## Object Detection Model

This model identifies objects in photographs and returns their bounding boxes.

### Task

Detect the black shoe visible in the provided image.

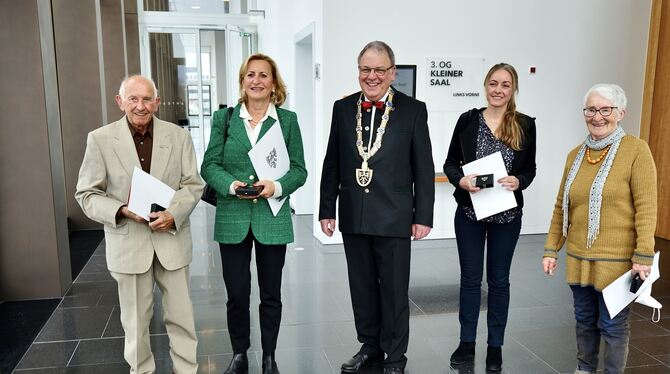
[224,353,248,374]
[450,341,476,365]
[262,354,280,374]
[383,368,404,374]
[485,346,502,372]
[341,352,384,373]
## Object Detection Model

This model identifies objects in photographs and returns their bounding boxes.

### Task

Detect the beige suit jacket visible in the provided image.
[75,116,204,274]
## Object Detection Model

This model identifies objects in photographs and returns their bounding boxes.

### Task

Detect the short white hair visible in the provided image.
[118,75,158,99]
[583,83,627,111]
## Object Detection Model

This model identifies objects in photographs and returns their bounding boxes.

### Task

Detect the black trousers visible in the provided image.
[219,230,287,354]
[342,233,411,369]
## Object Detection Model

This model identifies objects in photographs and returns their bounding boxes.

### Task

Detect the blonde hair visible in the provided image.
[484,63,524,151]
[237,53,287,106]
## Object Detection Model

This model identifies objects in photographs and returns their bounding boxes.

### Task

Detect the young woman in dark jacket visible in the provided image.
[443,63,536,372]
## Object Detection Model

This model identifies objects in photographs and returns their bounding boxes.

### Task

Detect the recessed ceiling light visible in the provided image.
[191,5,201,9]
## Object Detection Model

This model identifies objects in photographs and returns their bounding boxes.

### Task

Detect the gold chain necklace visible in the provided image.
[355,88,395,187]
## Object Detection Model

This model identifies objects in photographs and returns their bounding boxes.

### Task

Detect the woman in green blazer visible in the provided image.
[201,54,307,374]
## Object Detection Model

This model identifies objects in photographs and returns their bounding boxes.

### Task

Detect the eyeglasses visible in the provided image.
[583,107,617,117]
[358,65,395,77]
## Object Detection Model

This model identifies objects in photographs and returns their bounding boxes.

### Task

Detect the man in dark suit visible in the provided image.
[319,41,435,374]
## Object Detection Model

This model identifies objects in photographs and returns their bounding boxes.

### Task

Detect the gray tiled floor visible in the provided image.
[13,205,670,373]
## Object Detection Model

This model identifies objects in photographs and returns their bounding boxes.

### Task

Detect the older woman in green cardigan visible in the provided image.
[201,53,307,374]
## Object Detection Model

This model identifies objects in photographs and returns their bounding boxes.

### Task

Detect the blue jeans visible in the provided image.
[571,285,630,374]
[454,206,521,347]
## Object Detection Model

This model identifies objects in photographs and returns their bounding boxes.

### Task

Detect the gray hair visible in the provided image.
[583,83,627,111]
[357,41,396,67]
[118,75,159,99]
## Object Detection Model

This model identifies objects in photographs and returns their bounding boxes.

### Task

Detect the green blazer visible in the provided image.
[201,104,307,245]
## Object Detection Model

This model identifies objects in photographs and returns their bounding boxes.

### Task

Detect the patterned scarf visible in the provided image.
[562,125,625,248]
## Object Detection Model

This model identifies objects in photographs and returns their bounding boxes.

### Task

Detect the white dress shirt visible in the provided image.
[228,102,283,198]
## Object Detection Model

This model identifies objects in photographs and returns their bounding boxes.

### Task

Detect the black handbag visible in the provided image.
[201,107,235,206]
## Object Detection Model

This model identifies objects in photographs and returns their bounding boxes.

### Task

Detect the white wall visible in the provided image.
[256,0,324,218]
[260,0,652,244]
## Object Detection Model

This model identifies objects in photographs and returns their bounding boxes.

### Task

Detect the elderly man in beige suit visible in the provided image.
[76,75,204,374]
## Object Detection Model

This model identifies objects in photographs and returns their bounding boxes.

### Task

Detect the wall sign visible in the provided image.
[426,57,486,111]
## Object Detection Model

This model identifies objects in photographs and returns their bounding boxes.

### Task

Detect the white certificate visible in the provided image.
[461,151,517,220]
[248,123,289,216]
[128,167,176,221]
[603,251,661,319]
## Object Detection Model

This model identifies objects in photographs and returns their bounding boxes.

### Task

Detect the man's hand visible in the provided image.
[412,224,431,240]
[119,205,146,223]
[149,210,175,232]
[320,219,336,237]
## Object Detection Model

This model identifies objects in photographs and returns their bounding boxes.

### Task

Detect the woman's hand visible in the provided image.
[632,262,652,281]
[254,180,275,199]
[233,180,255,200]
[497,175,520,191]
[459,174,481,192]
[543,257,557,276]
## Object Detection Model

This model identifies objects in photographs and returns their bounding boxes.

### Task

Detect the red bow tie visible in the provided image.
[362,100,384,110]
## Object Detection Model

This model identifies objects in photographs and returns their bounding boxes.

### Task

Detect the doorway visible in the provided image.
[293,24,316,215]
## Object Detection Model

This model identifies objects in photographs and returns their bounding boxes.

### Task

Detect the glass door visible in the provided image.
[199,28,256,150]
[141,26,256,164]
[143,29,206,163]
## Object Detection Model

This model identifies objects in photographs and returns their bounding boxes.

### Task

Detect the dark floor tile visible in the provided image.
[209,353,262,374]
[275,323,341,349]
[65,362,129,373]
[630,320,670,339]
[624,365,670,373]
[68,338,125,366]
[626,345,667,367]
[196,329,235,355]
[65,281,118,297]
[410,284,478,314]
[103,304,168,338]
[59,295,102,309]
[36,306,114,341]
[97,293,120,306]
[69,229,104,279]
[630,335,670,356]
[508,326,578,373]
[78,255,108,275]
[16,362,130,373]
[16,341,78,370]
[75,272,113,283]
[272,348,334,374]
[655,354,670,365]
[0,299,60,373]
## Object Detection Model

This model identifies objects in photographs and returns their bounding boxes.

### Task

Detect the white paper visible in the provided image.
[461,151,517,220]
[128,167,176,221]
[603,251,661,319]
[248,123,289,216]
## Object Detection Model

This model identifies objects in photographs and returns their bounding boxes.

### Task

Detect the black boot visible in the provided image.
[262,353,280,374]
[450,341,476,365]
[485,345,502,372]
[224,353,248,374]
